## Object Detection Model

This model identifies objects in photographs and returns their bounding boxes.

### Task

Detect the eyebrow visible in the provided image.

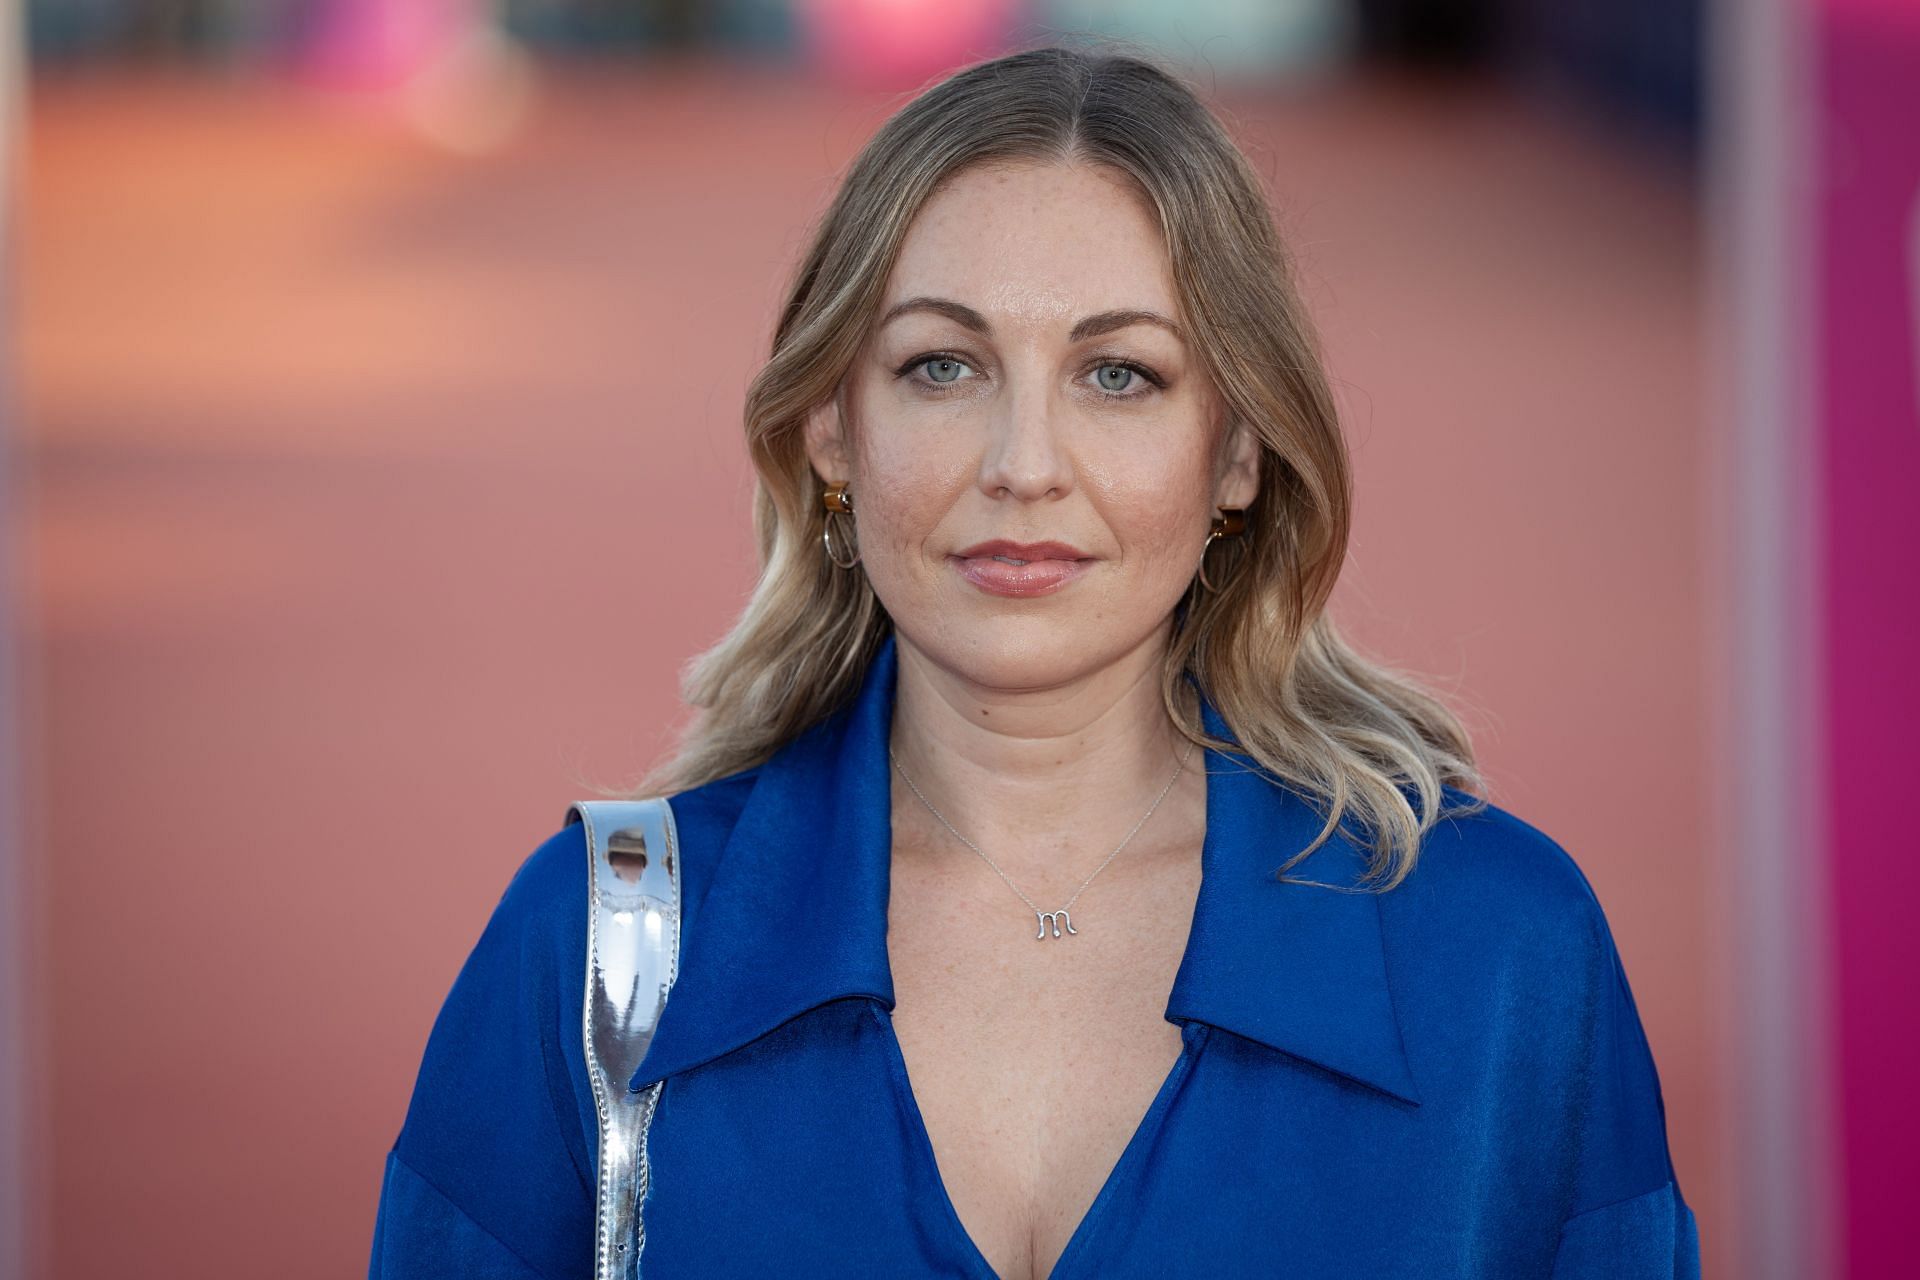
[878,296,1185,344]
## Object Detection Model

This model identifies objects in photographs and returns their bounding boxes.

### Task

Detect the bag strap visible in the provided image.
[566,797,683,1280]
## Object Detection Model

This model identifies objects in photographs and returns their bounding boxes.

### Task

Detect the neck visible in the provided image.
[886,625,1202,880]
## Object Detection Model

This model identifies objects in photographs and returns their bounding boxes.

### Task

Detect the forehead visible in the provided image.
[881,161,1178,328]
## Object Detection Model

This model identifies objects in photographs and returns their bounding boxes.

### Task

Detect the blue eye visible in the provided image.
[1087,360,1164,400]
[895,353,977,389]
[894,352,1165,399]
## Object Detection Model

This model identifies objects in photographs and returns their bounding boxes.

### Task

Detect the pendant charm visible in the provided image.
[1035,909,1077,939]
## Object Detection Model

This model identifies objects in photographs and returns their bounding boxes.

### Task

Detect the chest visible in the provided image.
[637,899,1588,1280]
[883,841,1202,1280]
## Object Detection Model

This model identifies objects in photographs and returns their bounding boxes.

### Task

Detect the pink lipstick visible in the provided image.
[949,539,1094,598]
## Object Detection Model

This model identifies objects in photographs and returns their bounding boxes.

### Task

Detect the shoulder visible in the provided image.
[1383,784,1613,953]
[1373,785,1635,1030]
[1382,790,1685,1220]
[491,821,588,938]
[502,766,765,931]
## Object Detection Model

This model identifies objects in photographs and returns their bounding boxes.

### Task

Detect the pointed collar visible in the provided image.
[630,631,1421,1107]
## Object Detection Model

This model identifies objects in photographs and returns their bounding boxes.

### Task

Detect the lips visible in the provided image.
[949,539,1093,598]
[953,539,1091,562]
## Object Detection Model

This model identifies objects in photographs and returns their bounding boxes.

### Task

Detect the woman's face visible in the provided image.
[805,159,1260,692]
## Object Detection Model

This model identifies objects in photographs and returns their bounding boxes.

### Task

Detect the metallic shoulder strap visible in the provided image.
[566,797,683,1280]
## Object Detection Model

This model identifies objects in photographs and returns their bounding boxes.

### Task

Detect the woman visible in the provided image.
[370,45,1699,1280]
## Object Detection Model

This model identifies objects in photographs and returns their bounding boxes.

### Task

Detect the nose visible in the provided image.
[977,375,1074,502]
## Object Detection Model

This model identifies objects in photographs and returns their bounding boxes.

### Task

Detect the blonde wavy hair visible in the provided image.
[629,42,1488,891]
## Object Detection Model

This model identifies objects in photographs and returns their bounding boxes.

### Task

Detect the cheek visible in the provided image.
[841,368,963,544]
[1115,492,1208,579]
[1087,453,1215,567]
[852,440,967,564]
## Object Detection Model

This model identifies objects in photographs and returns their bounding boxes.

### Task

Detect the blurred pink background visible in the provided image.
[2,1,1912,1277]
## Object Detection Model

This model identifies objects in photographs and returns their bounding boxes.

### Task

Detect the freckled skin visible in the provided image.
[805,159,1258,697]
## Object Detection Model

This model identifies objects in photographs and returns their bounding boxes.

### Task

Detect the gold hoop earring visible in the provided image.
[821,480,860,569]
[1198,507,1247,593]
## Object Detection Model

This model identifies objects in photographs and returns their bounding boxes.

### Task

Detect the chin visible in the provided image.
[900,615,1154,694]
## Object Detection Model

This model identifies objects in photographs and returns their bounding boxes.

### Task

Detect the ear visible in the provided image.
[802,389,853,486]
[1213,416,1262,511]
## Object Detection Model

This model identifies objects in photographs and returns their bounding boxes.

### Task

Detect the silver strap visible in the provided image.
[567,798,683,1280]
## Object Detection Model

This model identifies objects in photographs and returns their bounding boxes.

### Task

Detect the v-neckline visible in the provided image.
[874,1003,1208,1279]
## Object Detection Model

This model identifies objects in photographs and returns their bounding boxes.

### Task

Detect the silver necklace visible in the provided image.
[887,736,1197,940]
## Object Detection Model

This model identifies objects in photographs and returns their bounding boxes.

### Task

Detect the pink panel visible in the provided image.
[1816,3,1920,1277]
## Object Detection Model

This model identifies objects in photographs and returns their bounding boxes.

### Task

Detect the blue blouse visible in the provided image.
[370,633,1700,1278]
